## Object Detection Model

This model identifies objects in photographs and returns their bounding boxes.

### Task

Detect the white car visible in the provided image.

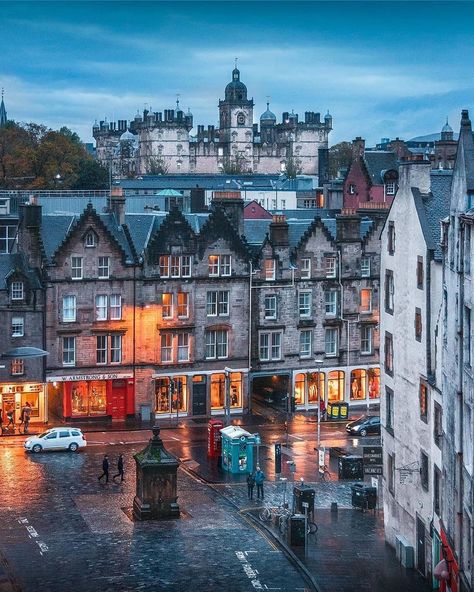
[24,427,87,453]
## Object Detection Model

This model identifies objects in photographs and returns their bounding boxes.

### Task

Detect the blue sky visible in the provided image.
[1,1,474,146]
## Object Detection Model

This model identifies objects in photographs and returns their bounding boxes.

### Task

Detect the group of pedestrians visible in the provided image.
[98,454,125,484]
[0,403,32,435]
[247,466,266,500]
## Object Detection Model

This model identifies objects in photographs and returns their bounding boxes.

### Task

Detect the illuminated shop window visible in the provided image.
[308,371,325,404]
[295,373,305,405]
[210,372,242,409]
[350,369,367,400]
[368,367,380,399]
[327,370,344,402]
[71,381,107,416]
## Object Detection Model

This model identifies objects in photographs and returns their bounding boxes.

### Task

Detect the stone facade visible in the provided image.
[93,67,332,177]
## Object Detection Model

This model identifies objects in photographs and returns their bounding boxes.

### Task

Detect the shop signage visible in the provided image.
[365,465,383,475]
[47,373,133,382]
[363,446,383,465]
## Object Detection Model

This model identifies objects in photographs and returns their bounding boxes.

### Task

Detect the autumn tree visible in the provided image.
[328,141,353,179]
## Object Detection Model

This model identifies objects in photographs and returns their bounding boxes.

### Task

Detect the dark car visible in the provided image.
[345,415,381,437]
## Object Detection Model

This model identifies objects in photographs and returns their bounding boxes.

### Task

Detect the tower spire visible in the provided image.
[0,88,7,128]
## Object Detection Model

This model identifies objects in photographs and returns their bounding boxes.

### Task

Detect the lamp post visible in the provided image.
[224,367,232,426]
[313,358,324,450]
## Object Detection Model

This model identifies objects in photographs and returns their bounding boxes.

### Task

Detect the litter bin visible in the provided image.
[351,483,377,510]
[140,404,151,422]
[327,401,349,420]
[293,484,315,515]
[288,514,306,546]
[338,455,364,480]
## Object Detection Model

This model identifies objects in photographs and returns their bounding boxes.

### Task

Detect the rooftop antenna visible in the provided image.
[176,93,180,110]
[234,57,238,69]
[266,95,271,109]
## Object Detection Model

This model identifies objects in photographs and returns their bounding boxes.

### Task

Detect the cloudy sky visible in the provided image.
[1,1,473,146]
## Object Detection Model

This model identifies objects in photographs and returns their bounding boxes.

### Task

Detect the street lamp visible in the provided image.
[312,358,324,450]
[224,367,233,426]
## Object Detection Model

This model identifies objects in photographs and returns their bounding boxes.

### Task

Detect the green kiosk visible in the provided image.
[220,426,256,474]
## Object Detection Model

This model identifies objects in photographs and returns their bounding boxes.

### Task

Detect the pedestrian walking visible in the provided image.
[113,454,125,482]
[22,402,31,434]
[6,407,15,428]
[255,466,266,500]
[98,454,109,483]
[246,471,255,500]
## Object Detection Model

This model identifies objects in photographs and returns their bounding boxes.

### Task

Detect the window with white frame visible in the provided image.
[170,255,180,278]
[71,256,83,280]
[360,289,372,313]
[298,291,312,317]
[205,329,228,359]
[98,256,110,279]
[259,331,282,361]
[301,258,311,279]
[385,270,394,313]
[11,316,24,337]
[177,292,189,318]
[221,254,231,276]
[178,333,190,361]
[300,330,312,358]
[161,334,172,362]
[264,259,276,281]
[264,295,277,319]
[11,281,24,300]
[162,293,173,319]
[325,327,338,356]
[361,257,371,277]
[208,254,231,277]
[385,182,396,195]
[62,336,76,366]
[181,255,191,277]
[159,255,170,277]
[361,325,373,354]
[85,232,95,247]
[95,295,108,321]
[110,294,122,320]
[62,295,76,322]
[325,256,337,278]
[110,334,122,363]
[96,335,107,364]
[0,225,17,253]
[325,290,338,316]
[348,184,356,195]
[11,358,24,375]
[206,291,229,316]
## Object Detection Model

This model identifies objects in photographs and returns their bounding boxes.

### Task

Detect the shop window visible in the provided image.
[11,316,24,337]
[98,256,110,279]
[259,331,281,361]
[207,291,229,316]
[325,290,337,316]
[324,255,336,278]
[161,334,172,362]
[229,372,242,408]
[299,330,312,358]
[62,336,76,366]
[177,333,189,361]
[11,358,24,376]
[385,386,394,433]
[210,372,242,410]
[327,370,344,402]
[294,373,305,405]
[415,308,423,342]
[388,453,395,495]
[350,369,367,400]
[368,367,380,399]
[20,392,39,418]
[205,329,228,359]
[156,377,188,414]
[384,332,393,375]
[419,381,428,422]
[360,289,372,314]
[301,258,311,279]
[325,328,338,357]
[264,259,276,281]
[11,281,24,301]
[361,326,372,354]
[361,257,371,277]
[434,465,441,516]
[71,256,83,280]
[420,450,429,491]
[417,256,424,289]
[71,381,106,416]
[308,371,325,404]
[162,293,173,319]
[62,295,76,323]
[385,270,394,313]
[434,401,442,448]
[264,295,277,319]
[388,222,395,255]
[96,335,107,364]
[110,334,122,363]
[210,373,226,409]
[298,291,311,317]
[177,292,189,318]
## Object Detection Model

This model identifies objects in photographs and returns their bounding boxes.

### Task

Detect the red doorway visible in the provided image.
[111,380,126,420]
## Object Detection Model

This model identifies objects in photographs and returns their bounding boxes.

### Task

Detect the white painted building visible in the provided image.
[380,160,451,582]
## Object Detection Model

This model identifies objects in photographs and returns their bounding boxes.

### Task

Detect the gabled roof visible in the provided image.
[363,151,398,184]
[0,253,42,290]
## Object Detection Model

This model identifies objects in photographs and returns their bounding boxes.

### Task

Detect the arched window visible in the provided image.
[350,369,367,400]
[327,370,344,402]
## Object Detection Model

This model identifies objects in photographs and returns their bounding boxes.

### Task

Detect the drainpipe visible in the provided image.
[426,249,433,381]
[248,261,253,414]
[456,220,464,556]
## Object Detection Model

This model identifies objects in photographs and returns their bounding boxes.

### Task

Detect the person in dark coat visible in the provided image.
[98,455,109,483]
[255,466,266,500]
[113,454,125,482]
[247,472,255,500]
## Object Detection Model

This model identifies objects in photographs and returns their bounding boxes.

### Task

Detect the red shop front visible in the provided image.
[47,372,134,421]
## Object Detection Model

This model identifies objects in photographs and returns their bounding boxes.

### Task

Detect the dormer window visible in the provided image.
[85,232,96,248]
[348,184,356,195]
[11,281,24,301]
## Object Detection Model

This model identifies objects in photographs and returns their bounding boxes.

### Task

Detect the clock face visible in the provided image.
[237,113,245,125]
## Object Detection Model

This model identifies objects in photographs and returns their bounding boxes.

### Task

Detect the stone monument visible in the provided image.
[133,425,180,520]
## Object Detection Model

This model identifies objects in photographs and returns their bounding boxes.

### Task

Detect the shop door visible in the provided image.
[111,381,126,420]
[192,382,207,416]
[417,516,426,576]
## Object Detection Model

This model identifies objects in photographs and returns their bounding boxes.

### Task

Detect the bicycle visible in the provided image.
[259,502,289,523]
[319,464,331,482]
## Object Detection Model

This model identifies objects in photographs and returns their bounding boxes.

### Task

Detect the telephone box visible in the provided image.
[207,419,224,458]
[220,425,256,474]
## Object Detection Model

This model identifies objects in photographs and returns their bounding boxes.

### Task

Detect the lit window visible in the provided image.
[299,330,312,358]
[96,335,107,364]
[264,259,276,281]
[361,257,371,277]
[264,295,277,319]
[71,257,83,280]
[325,256,336,278]
[325,291,337,316]
[360,289,372,314]
[385,332,393,375]
[11,281,24,300]
[298,291,312,317]
[110,294,122,320]
[177,293,189,318]
[110,334,122,363]
[11,358,24,375]
[11,316,24,337]
[259,331,281,361]
[62,295,76,322]
[178,333,190,361]
[161,334,172,362]
[361,326,373,354]
[208,255,231,277]
[162,293,173,319]
[62,336,76,366]
[159,255,170,278]
[98,257,110,279]
[325,328,338,356]
[208,255,219,276]
[419,381,428,422]
[301,258,311,279]
[95,295,108,321]
[415,308,423,341]
[205,330,228,359]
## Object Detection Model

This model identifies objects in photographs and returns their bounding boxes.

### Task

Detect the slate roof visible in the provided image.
[41,215,75,261]
[363,151,398,184]
[412,170,452,261]
[0,253,42,290]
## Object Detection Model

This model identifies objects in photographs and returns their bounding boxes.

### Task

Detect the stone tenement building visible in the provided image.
[92,66,332,177]
[3,189,383,424]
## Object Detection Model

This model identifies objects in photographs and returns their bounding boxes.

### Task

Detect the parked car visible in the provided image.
[24,427,87,453]
[345,415,381,437]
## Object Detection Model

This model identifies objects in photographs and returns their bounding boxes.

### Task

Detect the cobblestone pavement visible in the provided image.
[0,445,309,592]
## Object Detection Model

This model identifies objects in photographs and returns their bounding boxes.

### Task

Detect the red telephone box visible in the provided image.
[208,419,224,458]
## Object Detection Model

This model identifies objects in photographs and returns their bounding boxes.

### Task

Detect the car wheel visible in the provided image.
[32,444,42,453]
[69,442,79,452]
[360,429,367,437]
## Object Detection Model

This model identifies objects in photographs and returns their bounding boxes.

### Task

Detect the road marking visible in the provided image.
[288,434,304,440]
[18,517,48,555]
[235,551,264,589]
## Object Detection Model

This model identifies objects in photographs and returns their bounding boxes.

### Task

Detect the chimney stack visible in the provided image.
[398,160,431,195]
[269,214,289,247]
[211,191,244,236]
[352,137,365,158]
[108,186,126,226]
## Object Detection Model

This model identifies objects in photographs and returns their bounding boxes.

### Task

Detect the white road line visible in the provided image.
[288,434,304,440]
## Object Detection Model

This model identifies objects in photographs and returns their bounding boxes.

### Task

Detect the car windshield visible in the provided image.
[38,431,53,439]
